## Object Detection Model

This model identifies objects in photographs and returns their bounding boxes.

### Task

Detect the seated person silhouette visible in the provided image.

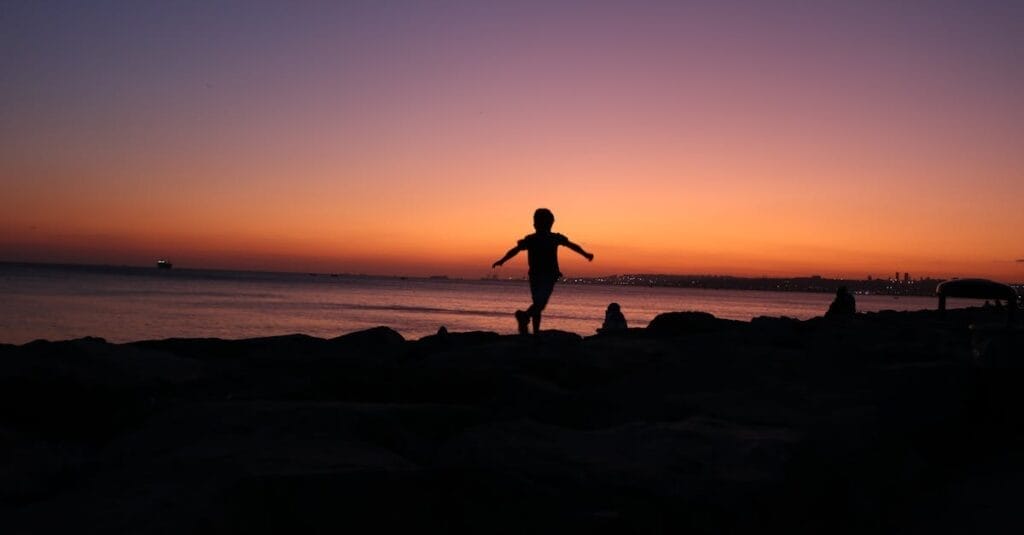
[492,208,593,335]
[825,286,856,317]
[597,302,628,333]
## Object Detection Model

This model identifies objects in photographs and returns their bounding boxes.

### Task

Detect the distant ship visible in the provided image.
[156,260,173,269]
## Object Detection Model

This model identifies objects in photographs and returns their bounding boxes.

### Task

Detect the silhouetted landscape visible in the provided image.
[4,1,1023,532]
[3,306,1023,533]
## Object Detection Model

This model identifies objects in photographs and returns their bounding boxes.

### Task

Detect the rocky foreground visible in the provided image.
[2,309,1023,534]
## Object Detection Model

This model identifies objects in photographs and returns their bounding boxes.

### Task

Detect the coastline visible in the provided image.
[2,307,1022,532]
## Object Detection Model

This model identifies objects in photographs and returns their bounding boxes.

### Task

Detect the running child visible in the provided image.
[492,208,594,335]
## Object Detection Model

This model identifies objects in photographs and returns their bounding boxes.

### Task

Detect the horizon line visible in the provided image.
[2,260,1021,286]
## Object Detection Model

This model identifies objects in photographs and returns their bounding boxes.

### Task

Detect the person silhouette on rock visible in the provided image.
[825,286,856,317]
[492,208,593,335]
[598,302,628,333]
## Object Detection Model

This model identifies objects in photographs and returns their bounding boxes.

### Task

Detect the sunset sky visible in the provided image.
[3,1,1023,280]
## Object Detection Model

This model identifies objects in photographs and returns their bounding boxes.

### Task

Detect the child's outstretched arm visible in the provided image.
[564,240,594,262]
[492,245,523,268]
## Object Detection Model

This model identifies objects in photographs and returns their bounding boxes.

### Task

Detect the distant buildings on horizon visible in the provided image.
[560,273,1021,298]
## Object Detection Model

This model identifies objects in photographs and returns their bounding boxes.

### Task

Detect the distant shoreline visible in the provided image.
[3,260,1020,297]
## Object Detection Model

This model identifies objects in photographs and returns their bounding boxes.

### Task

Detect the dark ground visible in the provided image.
[2,308,1023,534]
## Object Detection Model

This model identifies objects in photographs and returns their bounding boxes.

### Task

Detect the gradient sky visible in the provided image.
[2,1,1023,280]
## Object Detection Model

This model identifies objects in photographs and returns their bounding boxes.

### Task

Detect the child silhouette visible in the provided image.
[492,208,593,335]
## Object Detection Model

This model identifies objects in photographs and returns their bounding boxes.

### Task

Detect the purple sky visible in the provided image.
[2,1,1023,278]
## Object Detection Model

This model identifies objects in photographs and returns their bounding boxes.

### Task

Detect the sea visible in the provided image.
[0,263,979,345]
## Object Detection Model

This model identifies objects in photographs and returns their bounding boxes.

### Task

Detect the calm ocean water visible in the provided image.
[0,263,977,344]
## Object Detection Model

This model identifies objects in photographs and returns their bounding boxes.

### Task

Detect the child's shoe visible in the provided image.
[515,310,529,335]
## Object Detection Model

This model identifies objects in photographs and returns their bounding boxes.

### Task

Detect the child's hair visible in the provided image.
[607,302,621,312]
[533,208,555,231]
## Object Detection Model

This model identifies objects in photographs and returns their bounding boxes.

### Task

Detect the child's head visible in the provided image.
[533,208,555,232]
[606,302,620,313]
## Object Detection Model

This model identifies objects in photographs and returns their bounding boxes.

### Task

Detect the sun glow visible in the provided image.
[2,2,1022,281]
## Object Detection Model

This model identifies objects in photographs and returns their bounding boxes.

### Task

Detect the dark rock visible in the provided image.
[536,329,584,345]
[5,309,1020,533]
[329,325,404,348]
[413,330,501,351]
[646,311,743,336]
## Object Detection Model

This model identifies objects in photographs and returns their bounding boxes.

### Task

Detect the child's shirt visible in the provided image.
[518,232,569,280]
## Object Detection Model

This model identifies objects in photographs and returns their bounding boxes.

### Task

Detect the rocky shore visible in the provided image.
[2,308,1022,533]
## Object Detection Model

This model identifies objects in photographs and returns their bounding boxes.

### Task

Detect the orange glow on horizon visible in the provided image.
[2,3,1022,282]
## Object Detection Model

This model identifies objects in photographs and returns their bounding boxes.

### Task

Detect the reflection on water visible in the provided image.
[0,263,979,344]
